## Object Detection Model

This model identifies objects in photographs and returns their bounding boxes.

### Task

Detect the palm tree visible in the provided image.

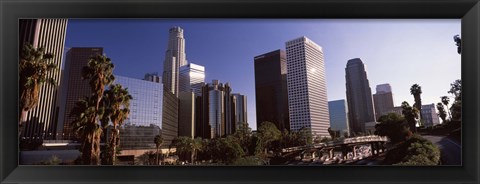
[19,43,56,134]
[436,102,447,124]
[440,96,452,120]
[191,137,203,164]
[410,84,423,120]
[154,134,164,165]
[70,96,103,165]
[101,84,132,165]
[401,101,419,133]
[80,54,115,165]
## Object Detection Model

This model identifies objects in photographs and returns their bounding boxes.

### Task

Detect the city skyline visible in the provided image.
[64,19,461,130]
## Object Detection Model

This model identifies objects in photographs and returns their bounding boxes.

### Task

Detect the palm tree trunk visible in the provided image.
[156,146,159,165]
[111,124,118,165]
[19,109,28,137]
[191,149,195,164]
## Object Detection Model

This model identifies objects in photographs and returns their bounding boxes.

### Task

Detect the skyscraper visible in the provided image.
[421,103,441,127]
[373,83,395,119]
[254,50,290,131]
[285,36,330,137]
[178,91,196,138]
[144,72,161,83]
[179,63,205,96]
[58,47,103,140]
[113,75,163,150]
[231,93,248,131]
[163,26,187,97]
[328,99,349,136]
[345,58,376,134]
[19,19,68,140]
[199,80,232,138]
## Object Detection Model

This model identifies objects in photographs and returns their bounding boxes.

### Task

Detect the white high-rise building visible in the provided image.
[163,26,187,97]
[285,36,330,137]
[179,63,205,96]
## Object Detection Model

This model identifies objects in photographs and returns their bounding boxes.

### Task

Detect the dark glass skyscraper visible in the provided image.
[345,58,376,134]
[59,47,103,140]
[254,50,290,131]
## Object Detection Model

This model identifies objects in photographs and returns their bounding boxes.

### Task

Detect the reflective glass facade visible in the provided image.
[114,75,163,150]
[328,99,349,136]
[345,58,376,134]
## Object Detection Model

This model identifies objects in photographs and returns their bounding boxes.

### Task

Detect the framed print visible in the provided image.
[1,0,479,184]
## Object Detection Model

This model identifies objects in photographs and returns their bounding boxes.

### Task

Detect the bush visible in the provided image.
[385,134,440,165]
[233,156,265,165]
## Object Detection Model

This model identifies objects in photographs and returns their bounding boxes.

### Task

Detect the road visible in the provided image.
[423,135,461,165]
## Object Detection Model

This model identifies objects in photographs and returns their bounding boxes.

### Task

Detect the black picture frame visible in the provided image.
[1,0,479,184]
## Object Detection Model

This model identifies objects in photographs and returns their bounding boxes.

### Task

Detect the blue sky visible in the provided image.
[64,19,461,130]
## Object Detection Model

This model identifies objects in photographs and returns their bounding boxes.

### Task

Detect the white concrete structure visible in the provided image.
[179,63,205,96]
[20,19,68,140]
[285,36,330,137]
[163,26,187,97]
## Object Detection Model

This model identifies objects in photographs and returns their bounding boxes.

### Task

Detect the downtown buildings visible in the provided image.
[254,50,290,132]
[58,47,104,140]
[285,37,330,137]
[421,103,441,127]
[373,83,395,119]
[163,26,187,97]
[328,99,349,136]
[19,19,68,140]
[345,58,376,135]
[114,75,178,150]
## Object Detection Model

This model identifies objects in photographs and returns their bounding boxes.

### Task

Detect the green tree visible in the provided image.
[19,43,56,134]
[436,102,447,124]
[448,79,462,122]
[232,122,252,154]
[410,84,423,120]
[297,127,313,145]
[191,137,203,164]
[401,101,419,133]
[375,113,412,144]
[440,96,451,120]
[154,134,164,165]
[70,96,103,165]
[385,135,440,165]
[256,121,281,155]
[101,84,132,165]
[172,136,192,161]
[78,54,115,165]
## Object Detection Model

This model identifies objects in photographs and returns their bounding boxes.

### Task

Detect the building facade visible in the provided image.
[328,99,349,136]
[285,36,330,137]
[144,72,161,83]
[373,84,395,119]
[58,47,103,140]
[178,91,196,138]
[198,80,233,138]
[162,26,187,97]
[421,103,441,127]
[231,93,248,131]
[113,75,164,150]
[19,19,68,140]
[254,49,290,132]
[345,58,376,134]
[179,63,205,96]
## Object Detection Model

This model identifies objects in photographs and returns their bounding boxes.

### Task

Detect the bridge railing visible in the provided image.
[281,135,388,153]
